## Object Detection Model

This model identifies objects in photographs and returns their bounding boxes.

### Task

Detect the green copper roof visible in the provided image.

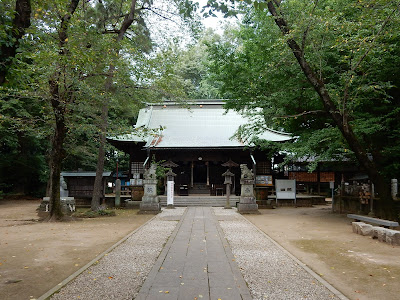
[108,101,292,148]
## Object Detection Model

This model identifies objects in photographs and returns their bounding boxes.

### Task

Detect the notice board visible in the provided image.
[275,179,296,204]
[256,175,273,187]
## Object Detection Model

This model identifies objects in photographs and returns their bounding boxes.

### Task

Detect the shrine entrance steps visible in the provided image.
[159,195,240,207]
[189,184,209,194]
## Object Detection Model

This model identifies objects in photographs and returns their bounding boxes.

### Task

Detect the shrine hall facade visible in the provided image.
[107,100,292,196]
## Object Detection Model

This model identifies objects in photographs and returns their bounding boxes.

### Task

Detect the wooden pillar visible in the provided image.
[128,146,132,179]
[191,161,194,187]
[340,173,344,214]
[317,163,321,195]
[233,174,236,194]
[206,161,209,186]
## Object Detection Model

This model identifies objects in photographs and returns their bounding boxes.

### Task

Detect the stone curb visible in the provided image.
[241,215,349,300]
[37,213,159,300]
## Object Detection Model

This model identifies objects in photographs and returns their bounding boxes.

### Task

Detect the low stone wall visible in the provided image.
[38,197,76,218]
[352,221,400,246]
[311,196,327,205]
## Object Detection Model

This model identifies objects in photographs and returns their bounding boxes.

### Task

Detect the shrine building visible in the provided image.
[107,99,292,196]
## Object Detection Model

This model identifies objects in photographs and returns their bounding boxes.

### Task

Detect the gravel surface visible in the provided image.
[214,207,342,300]
[50,208,185,300]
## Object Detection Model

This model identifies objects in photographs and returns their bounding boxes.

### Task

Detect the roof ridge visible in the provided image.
[147,99,226,106]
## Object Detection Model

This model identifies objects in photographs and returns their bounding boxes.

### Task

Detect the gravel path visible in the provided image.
[214,207,346,300]
[47,207,347,300]
[50,208,185,300]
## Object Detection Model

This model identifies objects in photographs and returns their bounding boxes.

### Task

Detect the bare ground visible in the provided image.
[245,205,400,300]
[0,199,153,300]
[1,201,400,300]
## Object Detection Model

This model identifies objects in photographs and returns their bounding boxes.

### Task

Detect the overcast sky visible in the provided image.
[196,0,233,34]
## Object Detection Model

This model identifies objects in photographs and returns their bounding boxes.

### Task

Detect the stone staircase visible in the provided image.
[188,184,209,195]
[159,195,240,207]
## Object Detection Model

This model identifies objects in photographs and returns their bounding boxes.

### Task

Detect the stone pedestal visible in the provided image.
[238,179,259,214]
[224,183,232,209]
[140,178,160,214]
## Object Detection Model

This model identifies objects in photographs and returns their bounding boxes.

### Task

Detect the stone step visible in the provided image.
[158,196,240,207]
[188,190,209,194]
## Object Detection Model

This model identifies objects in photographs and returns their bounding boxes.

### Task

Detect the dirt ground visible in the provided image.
[1,200,399,300]
[0,199,153,300]
[245,205,400,300]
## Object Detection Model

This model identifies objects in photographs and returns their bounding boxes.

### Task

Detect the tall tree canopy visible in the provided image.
[0,0,200,218]
[153,29,222,100]
[2,0,399,219]
[206,0,400,218]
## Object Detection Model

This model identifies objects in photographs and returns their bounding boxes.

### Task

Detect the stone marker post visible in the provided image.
[140,164,161,214]
[238,164,259,214]
[222,169,234,209]
[392,179,398,200]
[115,179,121,208]
[166,169,176,209]
[60,175,69,197]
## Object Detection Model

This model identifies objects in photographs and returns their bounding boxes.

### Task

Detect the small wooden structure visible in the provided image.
[61,171,111,206]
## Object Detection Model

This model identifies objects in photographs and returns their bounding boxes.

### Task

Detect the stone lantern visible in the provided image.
[222,169,234,209]
[222,159,239,193]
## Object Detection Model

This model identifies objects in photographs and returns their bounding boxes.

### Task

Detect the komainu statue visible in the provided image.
[144,163,157,180]
[240,164,254,180]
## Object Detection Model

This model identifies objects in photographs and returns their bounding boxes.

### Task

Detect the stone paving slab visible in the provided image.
[136,207,252,300]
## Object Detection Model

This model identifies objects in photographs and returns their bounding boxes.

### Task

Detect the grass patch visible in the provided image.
[74,208,116,218]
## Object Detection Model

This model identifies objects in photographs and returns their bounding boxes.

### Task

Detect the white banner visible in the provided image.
[167,181,174,205]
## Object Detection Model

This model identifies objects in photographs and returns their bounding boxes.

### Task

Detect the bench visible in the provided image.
[347,214,399,228]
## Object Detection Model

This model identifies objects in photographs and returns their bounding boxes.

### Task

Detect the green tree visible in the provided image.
[206,0,400,218]
[0,90,50,195]
[90,0,201,210]
[172,29,222,99]
[0,0,201,216]
[0,0,31,85]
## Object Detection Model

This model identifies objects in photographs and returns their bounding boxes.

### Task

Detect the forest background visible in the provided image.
[1,0,399,218]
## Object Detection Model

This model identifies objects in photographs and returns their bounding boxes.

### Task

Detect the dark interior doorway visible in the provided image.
[194,162,207,184]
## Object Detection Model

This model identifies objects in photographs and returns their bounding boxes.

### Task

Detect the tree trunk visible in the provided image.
[266,1,394,218]
[91,0,137,210]
[91,92,110,210]
[0,0,31,85]
[46,0,80,220]
[48,124,66,220]
[48,78,67,220]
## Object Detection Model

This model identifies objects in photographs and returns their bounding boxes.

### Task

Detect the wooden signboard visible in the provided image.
[289,172,317,182]
[256,175,273,186]
[319,172,335,182]
[289,172,335,183]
